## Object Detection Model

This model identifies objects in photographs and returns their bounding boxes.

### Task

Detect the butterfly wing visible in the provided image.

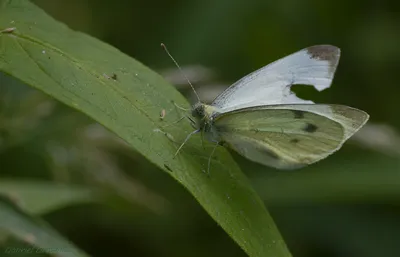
[259,104,369,141]
[212,104,369,169]
[211,45,340,112]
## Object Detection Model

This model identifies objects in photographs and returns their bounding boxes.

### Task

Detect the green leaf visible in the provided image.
[0,195,89,257]
[0,1,291,256]
[0,180,96,215]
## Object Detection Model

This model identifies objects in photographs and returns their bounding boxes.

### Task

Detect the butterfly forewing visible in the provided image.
[211,45,341,112]
[213,105,367,169]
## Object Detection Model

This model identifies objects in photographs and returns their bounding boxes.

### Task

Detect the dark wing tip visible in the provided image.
[306,45,341,75]
[307,45,340,64]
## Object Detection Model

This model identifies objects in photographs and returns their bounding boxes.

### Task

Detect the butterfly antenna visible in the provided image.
[161,43,201,103]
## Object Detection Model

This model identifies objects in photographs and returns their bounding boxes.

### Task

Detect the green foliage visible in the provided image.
[0,1,291,256]
[1,0,400,256]
[0,180,96,214]
[0,196,89,257]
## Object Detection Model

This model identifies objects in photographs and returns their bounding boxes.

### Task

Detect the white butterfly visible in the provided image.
[164,45,369,171]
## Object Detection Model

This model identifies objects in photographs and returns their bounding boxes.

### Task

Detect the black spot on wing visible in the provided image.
[303,123,318,133]
[291,110,305,119]
[290,138,299,144]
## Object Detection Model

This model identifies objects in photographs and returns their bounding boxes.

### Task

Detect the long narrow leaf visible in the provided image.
[0,196,89,257]
[0,1,291,256]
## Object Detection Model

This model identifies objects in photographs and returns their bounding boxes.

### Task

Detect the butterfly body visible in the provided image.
[176,45,369,170]
[191,103,219,142]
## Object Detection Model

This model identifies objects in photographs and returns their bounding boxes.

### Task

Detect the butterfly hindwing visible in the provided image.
[261,104,370,141]
[212,104,368,169]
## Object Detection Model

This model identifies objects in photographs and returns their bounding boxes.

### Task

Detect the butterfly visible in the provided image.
[162,44,369,172]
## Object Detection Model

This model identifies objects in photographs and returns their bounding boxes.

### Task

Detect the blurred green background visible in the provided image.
[1,0,400,256]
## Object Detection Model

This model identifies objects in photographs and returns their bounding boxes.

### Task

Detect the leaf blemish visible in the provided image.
[160,109,166,120]
[153,128,175,142]
[0,27,16,33]
[164,164,173,172]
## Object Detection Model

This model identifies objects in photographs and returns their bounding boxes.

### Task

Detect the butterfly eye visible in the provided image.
[191,104,204,118]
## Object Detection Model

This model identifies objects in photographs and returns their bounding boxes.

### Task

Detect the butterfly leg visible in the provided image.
[200,129,206,150]
[161,115,185,128]
[161,102,196,129]
[172,101,190,111]
[161,115,196,130]
[173,129,200,158]
[205,142,220,176]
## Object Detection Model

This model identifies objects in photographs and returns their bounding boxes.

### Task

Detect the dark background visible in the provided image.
[1,0,400,256]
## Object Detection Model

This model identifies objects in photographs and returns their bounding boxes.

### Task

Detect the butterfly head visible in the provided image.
[191,103,220,129]
[191,103,218,119]
[191,102,205,119]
